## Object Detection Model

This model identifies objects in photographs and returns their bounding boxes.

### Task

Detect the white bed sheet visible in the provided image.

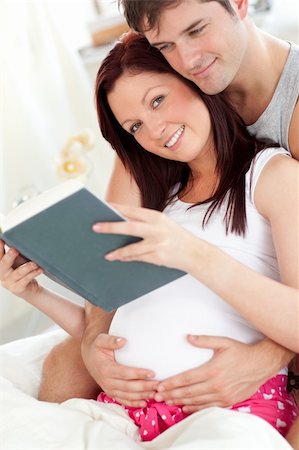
[0,328,293,450]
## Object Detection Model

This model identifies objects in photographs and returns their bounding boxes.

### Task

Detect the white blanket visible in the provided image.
[0,328,293,450]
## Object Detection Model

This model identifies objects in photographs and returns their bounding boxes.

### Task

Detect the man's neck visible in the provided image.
[225,25,290,126]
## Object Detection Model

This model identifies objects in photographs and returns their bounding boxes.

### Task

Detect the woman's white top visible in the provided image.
[109,148,290,380]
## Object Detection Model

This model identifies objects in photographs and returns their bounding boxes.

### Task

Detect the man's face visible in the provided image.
[143,0,249,95]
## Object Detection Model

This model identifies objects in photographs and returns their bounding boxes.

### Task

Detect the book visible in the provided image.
[0,180,185,311]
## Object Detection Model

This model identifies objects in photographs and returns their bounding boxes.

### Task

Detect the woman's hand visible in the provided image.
[153,336,294,413]
[81,331,159,407]
[93,204,202,273]
[0,240,42,299]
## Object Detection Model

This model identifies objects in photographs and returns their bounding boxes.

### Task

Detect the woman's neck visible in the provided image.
[180,149,218,203]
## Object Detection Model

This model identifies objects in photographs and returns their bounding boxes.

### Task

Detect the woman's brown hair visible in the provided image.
[95,32,266,235]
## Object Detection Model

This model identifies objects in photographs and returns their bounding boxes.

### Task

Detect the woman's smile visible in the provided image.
[164,125,185,150]
[108,71,213,164]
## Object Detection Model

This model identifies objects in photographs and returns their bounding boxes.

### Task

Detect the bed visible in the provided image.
[0,327,293,450]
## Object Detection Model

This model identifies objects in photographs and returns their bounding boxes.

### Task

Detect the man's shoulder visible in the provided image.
[289,41,299,52]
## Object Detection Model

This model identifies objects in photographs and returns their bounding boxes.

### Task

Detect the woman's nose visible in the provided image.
[147,117,166,139]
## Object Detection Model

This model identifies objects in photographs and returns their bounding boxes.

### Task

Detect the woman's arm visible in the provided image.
[25,286,85,340]
[0,231,159,404]
[94,156,299,352]
[207,154,298,349]
[0,242,85,340]
[198,154,298,350]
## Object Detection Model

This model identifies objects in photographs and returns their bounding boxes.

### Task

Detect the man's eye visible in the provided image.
[189,25,206,36]
[152,96,164,109]
[130,122,141,134]
[157,43,173,53]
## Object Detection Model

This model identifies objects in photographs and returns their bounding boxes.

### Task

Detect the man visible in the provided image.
[121,0,298,155]
[39,0,298,429]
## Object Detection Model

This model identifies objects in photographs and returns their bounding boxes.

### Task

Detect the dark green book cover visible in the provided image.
[0,185,185,311]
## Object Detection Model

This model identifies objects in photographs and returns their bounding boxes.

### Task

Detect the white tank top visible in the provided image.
[109,148,290,380]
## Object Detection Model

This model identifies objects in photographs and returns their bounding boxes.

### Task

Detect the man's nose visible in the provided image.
[178,41,202,73]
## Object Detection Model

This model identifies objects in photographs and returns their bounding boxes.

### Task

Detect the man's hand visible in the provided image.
[154,335,294,413]
[81,332,159,407]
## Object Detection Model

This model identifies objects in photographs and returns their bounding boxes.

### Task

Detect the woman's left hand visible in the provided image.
[153,335,292,413]
[93,204,202,273]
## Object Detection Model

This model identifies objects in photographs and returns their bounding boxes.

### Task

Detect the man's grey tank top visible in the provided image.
[247,42,299,152]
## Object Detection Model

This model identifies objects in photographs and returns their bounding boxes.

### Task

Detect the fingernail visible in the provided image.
[92,224,101,231]
[105,253,114,260]
[157,385,165,392]
[155,394,164,402]
[115,337,123,343]
[188,334,197,341]
[146,371,155,378]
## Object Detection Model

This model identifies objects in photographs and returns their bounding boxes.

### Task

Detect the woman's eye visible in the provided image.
[130,122,141,134]
[152,96,164,109]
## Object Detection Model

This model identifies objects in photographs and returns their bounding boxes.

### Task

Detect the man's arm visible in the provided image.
[105,155,142,206]
[81,302,159,406]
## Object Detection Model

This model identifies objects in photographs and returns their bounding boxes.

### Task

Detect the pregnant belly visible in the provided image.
[109,276,263,380]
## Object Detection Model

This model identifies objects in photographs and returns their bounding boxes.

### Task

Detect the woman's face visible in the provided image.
[107,71,214,165]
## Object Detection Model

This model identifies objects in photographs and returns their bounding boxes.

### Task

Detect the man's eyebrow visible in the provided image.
[151,19,205,47]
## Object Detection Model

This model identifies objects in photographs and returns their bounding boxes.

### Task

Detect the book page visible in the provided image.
[2,180,84,231]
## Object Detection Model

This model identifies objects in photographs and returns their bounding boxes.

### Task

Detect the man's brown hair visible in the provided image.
[119,0,235,33]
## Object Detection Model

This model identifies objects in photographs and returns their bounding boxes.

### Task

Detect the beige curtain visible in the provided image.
[0,0,114,342]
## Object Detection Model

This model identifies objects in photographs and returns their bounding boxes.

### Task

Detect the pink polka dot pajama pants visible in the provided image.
[98,374,298,442]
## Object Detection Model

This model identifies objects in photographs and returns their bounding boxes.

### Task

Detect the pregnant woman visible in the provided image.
[1,33,298,442]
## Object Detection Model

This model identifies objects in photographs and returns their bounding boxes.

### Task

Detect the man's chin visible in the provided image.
[193,82,226,95]
[191,77,230,95]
